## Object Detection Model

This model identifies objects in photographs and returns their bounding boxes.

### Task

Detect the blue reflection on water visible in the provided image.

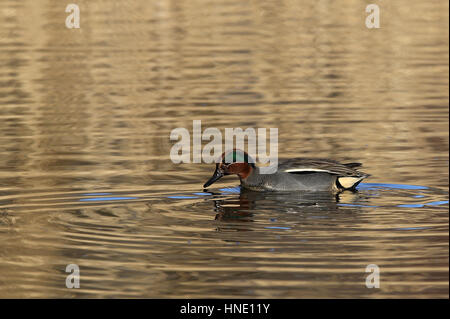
[219,187,241,193]
[426,200,449,206]
[394,227,431,231]
[167,196,199,199]
[358,183,428,190]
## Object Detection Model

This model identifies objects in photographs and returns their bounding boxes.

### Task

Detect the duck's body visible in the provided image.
[240,158,368,192]
[203,151,369,192]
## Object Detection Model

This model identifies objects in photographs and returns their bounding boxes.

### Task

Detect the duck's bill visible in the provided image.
[203,168,224,188]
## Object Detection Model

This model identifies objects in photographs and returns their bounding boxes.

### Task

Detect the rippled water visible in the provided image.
[0,0,448,298]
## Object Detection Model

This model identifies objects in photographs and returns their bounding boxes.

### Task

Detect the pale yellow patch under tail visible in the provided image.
[337,176,367,190]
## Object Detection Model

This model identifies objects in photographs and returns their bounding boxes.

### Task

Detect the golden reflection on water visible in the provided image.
[0,0,448,298]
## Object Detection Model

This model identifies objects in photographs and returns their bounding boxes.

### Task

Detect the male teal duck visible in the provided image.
[203,150,370,192]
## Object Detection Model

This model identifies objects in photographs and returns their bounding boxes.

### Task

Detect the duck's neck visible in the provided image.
[237,163,254,180]
[239,165,261,184]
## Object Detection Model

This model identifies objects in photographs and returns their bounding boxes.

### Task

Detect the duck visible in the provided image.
[203,149,370,192]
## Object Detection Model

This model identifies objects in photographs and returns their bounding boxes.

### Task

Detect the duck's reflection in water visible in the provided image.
[208,188,365,232]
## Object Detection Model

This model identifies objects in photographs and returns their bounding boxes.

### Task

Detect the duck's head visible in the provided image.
[203,149,255,188]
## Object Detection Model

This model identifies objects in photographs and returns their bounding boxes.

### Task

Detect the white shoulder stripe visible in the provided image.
[284,168,333,173]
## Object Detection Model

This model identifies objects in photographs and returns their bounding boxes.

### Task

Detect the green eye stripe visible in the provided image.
[223,151,248,163]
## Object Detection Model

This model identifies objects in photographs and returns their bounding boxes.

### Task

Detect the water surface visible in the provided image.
[0,0,448,298]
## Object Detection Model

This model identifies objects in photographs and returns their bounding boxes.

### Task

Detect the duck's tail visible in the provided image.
[337,173,370,190]
[343,162,362,168]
